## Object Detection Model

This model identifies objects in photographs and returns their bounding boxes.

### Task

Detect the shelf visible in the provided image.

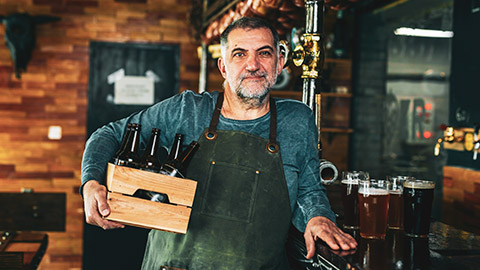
[320,128,353,133]
[271,91,352,98]
[320,92,352,98]
[325,58,352,65]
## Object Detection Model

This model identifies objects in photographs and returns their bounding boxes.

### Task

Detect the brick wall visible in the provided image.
[350,11,388,178]
[0,0,199,269]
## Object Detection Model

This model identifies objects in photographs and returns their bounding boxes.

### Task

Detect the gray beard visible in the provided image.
[235,84,270,107]
[233,72,274,107]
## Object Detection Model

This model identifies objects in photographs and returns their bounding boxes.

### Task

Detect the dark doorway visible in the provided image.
[84,41,179,269]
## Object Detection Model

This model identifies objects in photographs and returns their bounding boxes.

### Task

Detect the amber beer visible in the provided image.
[387,176,412,230]
[341,179,359,229]
[388,190,403,230]
[403,180,435,237]
[358,180,390,239]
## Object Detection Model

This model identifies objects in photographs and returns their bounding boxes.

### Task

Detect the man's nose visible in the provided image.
[245,55,260,72]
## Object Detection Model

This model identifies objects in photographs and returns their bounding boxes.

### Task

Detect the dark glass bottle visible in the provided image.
[168,133,184,161]
[111,123,132,163]
[139,128,162,172]
[135,137,198,204]
[160,141,199,178]
[115,123,141,168]
[133,189,169,203]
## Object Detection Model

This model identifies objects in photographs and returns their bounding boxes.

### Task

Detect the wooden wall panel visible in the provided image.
[0,1,199,269]
[443,166,480,234]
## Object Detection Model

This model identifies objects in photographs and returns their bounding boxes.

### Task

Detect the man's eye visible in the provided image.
[233,52,245,57]
[259,51,272,56]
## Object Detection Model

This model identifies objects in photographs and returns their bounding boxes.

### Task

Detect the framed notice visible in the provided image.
[114,76,155,105]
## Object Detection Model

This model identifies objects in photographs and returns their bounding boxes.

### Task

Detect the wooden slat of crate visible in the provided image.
[106,163,196,206]
[106,192,192,234]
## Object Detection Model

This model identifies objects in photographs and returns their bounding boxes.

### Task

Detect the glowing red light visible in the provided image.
[424,103,432,111]
[416,131,420,138]
[424,131,432,139]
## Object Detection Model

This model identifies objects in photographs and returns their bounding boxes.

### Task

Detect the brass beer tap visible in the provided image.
[434,124,480,158]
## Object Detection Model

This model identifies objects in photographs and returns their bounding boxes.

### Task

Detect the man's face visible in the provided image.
[218,28,284,103]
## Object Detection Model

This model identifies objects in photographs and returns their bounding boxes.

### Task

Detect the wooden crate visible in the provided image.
[105,163,197,234]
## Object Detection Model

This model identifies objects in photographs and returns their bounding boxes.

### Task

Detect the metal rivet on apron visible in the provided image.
[204,131,218,141]
[211,161,215,165]
[256,170,260,174]
[266,142,279,153]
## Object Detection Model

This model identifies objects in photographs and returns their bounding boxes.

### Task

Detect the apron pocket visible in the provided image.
[200,161,260,223]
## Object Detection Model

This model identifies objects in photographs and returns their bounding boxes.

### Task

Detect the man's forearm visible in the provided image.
[81,125,122,194]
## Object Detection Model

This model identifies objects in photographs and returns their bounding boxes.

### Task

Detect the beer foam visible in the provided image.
[359,188,389,195]
[341,179,358,185]
[404,180,435,189]
[389,190,402,195]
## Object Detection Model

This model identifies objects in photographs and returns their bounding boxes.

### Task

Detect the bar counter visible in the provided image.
[288,220,480,269]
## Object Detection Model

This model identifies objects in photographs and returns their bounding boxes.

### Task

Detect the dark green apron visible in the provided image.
[142,93,292,270]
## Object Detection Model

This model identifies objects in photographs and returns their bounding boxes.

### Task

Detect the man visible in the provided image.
[81,17,356,269]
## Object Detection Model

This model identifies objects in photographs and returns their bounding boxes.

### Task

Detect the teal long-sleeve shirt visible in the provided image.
[81,90,335,232]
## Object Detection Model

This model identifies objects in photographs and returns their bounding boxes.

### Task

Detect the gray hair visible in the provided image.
[220,17,280,58]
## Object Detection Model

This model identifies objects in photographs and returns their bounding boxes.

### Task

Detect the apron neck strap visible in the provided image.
[204,92,279,153]
[266,96,279,153]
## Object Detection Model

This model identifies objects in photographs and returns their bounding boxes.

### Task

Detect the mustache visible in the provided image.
[239,71,268,80]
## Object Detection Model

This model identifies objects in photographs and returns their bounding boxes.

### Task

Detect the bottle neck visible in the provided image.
[161,141,199,178]
[129,127,140,153]
[146,130,160,157]
[168,134,184,160]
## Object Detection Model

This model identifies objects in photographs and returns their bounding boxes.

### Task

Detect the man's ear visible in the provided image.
[277,54,285,74]
[218,57,227,79]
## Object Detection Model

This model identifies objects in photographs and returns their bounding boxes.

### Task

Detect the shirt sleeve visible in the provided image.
[80,95,174,196]
[292,107,336,231]
[79,90,215,197]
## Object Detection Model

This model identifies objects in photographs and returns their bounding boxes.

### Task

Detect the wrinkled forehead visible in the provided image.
[225,28,275,51]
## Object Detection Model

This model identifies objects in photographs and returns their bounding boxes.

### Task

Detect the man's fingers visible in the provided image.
[99,219,125,230]
[304,216,358,255]
[322,232,341,250]
[304,231,316,259]
[325,226,357,250]
[335,233,356,250]
[342,233,357,249]
[96,196,110,217]
[83,180,124,230]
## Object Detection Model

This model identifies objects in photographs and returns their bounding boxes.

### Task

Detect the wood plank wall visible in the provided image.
[0,0,199,269]
[443,166,480,234]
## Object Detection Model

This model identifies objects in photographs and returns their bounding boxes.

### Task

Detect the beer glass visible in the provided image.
[341,171,369,229]
[403,179,435,238]
[358,179,390,239]
[387,176,414,230]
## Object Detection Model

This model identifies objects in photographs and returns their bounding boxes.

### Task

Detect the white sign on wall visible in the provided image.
[114,76,154,105]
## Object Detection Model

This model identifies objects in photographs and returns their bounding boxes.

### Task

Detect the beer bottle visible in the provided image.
[139,128,162,172]
[168,133,184,161]
[160,141,199,178]
[133,189,169,203]
[115,123,141,168]
[111,123,132,163]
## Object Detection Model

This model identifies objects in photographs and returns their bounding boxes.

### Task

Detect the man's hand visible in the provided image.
[83,180,124,230]
[304,216,357,259]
